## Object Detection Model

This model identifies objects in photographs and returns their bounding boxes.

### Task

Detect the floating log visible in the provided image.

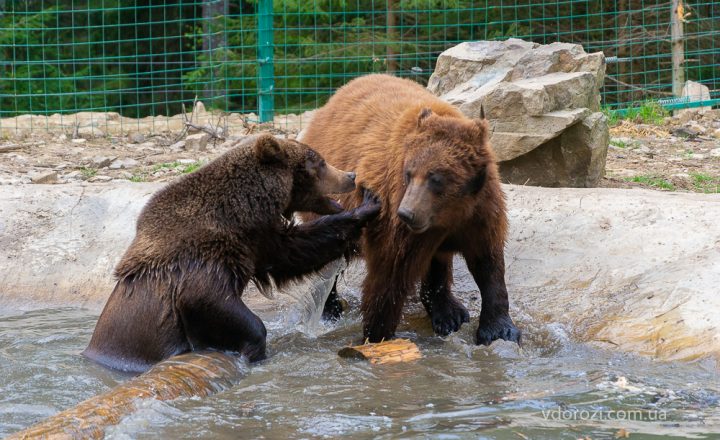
[7,351,245,440]
[338,338,422,364]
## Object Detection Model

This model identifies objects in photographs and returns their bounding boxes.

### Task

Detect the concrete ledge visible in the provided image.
[1,183,718,361]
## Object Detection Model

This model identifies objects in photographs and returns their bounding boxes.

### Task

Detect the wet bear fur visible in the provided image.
[84,134,380,372]
[300,74,521,346]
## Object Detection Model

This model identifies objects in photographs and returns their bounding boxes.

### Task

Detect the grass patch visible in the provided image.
[152,161,183,172]
[625,175,675,191]
[602,106,620,126]
[129,174,146,182]
[152,160,204,174]
[609,138,627,148]
[182,162,203,173]
[609,138,638,149]
[80,167,97,179]
[605,101,670,126]
[690,172,720,193]
[624,101,669,125]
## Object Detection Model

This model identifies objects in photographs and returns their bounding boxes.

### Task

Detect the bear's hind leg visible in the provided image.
[420,253,470,336]
[178,275,267,362]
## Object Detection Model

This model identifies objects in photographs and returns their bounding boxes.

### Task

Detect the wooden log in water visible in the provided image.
[338,338,422,364]
[7,351,245,440]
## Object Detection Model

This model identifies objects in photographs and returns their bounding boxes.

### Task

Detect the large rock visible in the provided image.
[678,80,712,116]
[499,112,609,187]
[1,183,719,362]
[428,39,608,187]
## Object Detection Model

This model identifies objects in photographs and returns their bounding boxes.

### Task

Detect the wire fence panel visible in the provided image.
[0,0,717,131]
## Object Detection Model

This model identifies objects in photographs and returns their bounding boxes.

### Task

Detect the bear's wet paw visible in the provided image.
[475,314,521,346]
[430,298,470,336]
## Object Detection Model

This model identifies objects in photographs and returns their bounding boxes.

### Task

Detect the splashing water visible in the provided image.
[0,306,718,439]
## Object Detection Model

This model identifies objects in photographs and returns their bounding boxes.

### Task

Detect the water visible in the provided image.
[1,307,718,439]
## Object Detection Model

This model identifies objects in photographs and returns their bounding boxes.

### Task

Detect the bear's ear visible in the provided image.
[254,134,287,165]
[473,116,490,141]
[417,107,433,128]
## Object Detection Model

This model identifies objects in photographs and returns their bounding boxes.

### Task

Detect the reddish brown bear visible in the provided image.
[84,134,380,372]
[301,74,521,346]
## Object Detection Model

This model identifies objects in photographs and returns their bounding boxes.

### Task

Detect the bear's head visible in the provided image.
[254,134,356,216]
[397,108,494,234]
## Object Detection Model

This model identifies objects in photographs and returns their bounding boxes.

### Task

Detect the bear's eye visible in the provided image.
[428,173,446,194]
[319,160,326,168]
[404,171,411,185]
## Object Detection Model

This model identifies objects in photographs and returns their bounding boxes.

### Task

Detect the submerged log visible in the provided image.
[8,351,245,440]
[338,338,422,364]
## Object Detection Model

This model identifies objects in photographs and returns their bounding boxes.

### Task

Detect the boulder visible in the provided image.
[500,112,609,187]
[185,133,210,151]
[678,80,712,116]
[428,39,608,187]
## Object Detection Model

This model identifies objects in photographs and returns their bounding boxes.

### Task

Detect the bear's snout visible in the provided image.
[318,163,357,194]
[398,184,433,233]
[397,207,415,224]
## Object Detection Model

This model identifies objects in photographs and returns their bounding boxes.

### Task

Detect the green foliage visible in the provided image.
[691,172,720,193]
[152,160,203,173]
[152,161,184,171]
[609,138,633,148]
[0,0,198,117]
[602,106,620,127]
[623,101,669,125]
[182,162,204,173]
[0,1,717,120]
[625,175,675,191]
[606,101,670,126]
[79,167,97,179]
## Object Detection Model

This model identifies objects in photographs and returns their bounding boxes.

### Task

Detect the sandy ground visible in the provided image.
[0,109,718,191]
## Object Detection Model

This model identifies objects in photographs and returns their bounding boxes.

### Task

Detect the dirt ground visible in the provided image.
[603,109,720,193]
[1,109,718,192]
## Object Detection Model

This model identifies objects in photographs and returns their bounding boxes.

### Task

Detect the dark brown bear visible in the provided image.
[83,134,380,372]
[301,74,520,346]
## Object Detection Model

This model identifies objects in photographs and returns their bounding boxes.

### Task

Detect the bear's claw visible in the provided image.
[431,298,470,336]
[352,187,381,221]
[475,314,521,346]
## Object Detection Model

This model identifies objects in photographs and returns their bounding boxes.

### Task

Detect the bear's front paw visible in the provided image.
[352,187,381,222]
[475,314,521,346]
[430,298,470,336]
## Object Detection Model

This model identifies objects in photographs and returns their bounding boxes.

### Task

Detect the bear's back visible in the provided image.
[303,75,463,172]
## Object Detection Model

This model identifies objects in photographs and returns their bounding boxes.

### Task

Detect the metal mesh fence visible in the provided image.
[0,0,718,131]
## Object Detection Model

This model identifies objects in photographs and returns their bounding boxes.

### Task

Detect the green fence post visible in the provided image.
[257,0,274,123]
